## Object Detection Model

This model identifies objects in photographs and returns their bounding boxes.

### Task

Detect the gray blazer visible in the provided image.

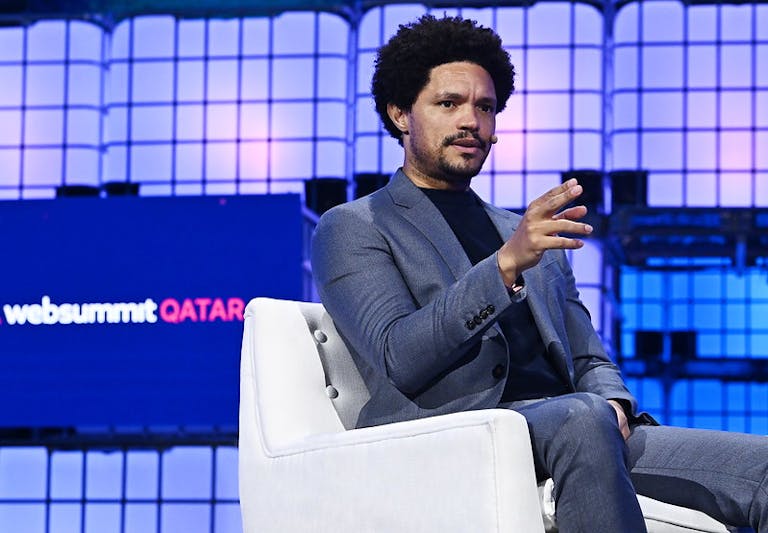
[311,169,636,428]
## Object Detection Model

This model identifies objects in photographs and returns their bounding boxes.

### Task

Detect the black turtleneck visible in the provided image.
[420,188,503,264]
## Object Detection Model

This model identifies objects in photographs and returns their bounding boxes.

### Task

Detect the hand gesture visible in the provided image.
[497,178,593,285]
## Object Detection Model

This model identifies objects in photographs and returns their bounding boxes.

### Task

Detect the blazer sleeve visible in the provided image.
[311,204,514,396]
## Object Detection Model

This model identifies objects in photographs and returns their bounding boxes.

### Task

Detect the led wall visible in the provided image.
[0,3,612,337]
[1,2,768,531]
[0,20,105,199]
[613,1,768,207]
[613,2,768,430]
[0,446,240,533]
[0,12,349,198]
[0,194,303,428]
[0,0,765,433]
[104,13,349,195]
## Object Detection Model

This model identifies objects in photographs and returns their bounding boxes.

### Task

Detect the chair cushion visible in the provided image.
[538,479,729,533]
[638,495,730,533]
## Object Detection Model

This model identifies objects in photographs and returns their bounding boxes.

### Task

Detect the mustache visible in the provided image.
[442,131,487,150]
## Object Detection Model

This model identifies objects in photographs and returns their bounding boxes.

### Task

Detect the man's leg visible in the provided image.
[506,393,647,533]
[627,424,768,532]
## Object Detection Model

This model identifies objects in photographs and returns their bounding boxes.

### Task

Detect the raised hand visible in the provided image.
[497,178,593,286]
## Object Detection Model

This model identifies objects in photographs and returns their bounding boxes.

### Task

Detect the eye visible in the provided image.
[438,101,455,109]
[479,104,494,113]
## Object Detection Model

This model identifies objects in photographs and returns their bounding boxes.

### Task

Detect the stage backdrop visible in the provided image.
[0,193,303,428]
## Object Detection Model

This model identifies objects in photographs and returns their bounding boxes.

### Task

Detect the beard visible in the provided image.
[411,132,489,186]
[436,151,485,181]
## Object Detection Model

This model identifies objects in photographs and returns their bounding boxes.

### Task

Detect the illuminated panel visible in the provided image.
[613,1,768,207]
[0,446,240,533]
[615,2,768,432]
[0,20,104,200]
[621,266,768,432]
[105,12,349,196]
[0,194,302,428]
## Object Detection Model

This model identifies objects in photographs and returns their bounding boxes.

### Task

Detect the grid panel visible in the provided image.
[625,377,768,432]
[0,12,349,198]
[613,1,768,207]
[0,446,240,533]
[621,267,768,359]
[2,2,768,529]
[104,13,349,196]
[621,266,768,428]
[615,1,768,430]
[0,20,105,200]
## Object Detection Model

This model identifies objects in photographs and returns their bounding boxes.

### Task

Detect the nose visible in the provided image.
[457,104,480,132]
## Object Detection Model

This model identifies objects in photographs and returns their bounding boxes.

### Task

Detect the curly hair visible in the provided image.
[371,14,515,143]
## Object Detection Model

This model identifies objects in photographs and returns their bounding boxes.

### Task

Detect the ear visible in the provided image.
[386,103,409,135]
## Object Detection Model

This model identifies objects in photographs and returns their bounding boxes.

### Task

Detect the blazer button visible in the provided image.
[473,315,483,326]
[487,305,495,314]
[466,320,476,330]
[479,309,489,319]
[492,364,506,379]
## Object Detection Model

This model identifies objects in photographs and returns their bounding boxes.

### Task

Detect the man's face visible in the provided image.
[399,61,497,189]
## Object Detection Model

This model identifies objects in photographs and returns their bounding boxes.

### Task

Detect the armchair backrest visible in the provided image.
[240,298,369,453]
[295,299,371,429]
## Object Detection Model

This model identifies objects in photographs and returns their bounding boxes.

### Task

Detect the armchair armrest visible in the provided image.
[240,408,545,533]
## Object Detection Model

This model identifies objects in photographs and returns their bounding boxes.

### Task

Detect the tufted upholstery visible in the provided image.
[295,299,370,430]
[238,297,731,533]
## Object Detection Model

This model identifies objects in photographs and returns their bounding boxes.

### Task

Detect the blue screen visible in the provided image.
[0,194,303,428]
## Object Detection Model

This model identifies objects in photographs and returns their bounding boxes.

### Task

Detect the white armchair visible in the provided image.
[238,297,731,533]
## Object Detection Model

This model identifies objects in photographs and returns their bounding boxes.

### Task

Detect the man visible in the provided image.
[311,14,768,532]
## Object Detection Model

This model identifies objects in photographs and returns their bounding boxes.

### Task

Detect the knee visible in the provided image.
[539,393,629,480]
[559,393,621,441]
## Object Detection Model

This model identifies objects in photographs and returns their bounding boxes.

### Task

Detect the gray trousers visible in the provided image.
[503,393,768,533]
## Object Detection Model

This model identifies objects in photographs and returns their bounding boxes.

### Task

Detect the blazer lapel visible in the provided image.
[386,170,473,281]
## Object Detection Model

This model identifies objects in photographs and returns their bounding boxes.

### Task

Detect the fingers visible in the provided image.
[538,217,594,238]
[608,400,631,441]
[499,179,591,277]
[541,234,586,250]
[552,205,587,221]
[529,178,583,217]
[520,218,591,253]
